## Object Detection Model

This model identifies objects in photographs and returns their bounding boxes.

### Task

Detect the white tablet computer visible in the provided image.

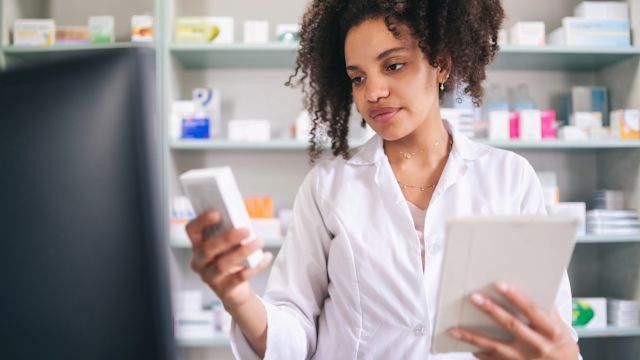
[431,216,578,354]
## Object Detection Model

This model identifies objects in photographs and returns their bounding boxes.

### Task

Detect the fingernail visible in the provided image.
[470,292,485,306]
[449,328,462,340]
[496,281,510,293]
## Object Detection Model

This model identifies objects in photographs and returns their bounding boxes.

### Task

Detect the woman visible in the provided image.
[186,1,580,359]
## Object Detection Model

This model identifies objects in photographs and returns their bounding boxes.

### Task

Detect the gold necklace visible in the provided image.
[397,181,437,192]
[396,136,453,192]
[398,138,453,160]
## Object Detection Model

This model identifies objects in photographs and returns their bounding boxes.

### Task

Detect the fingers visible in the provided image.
[185,210,221,246]
[216,252,274,294]
[191,227,252,272]
[468,292,547,349]
[199,237,264,280]
[449,327,520,359]
[474,353,497,360]
[494,281,561,340]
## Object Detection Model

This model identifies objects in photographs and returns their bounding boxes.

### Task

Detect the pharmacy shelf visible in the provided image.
[170,42,298,69]
[175,326,640,348]
[176,334,230,347]
[170,236,284,249]
[170,139,640,151]
[576,234,640,244]
[169,235,637,249]
[2,43,154,62]
[475,139,640,150]
[492,45,640,71]
[170,139,337,150]
[168,42,640,70]
[576,326,640,339]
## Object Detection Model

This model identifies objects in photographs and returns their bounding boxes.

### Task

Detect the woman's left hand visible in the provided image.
[448,281,579,360]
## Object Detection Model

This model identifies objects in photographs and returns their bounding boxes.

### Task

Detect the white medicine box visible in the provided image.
[510,22,545,46]
[14,19,56,46]
[574,1,629,20]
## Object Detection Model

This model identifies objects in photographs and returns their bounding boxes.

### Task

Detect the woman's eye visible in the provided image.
[387,63,405,72]
[351,76,364,85]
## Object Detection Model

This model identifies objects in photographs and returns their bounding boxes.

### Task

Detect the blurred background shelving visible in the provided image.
[2,0,640,359]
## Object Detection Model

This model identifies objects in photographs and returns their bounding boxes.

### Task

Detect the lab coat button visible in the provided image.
[413,324,426,337]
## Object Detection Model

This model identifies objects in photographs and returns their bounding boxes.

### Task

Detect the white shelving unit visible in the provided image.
[175,325,640,348]
[2,0,640,359]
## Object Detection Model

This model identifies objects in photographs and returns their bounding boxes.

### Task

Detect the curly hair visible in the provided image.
[286,0,504,163]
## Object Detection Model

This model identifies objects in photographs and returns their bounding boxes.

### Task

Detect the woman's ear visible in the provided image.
[437,55,453,83]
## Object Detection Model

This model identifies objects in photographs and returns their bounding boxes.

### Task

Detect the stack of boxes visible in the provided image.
[608,299,640,327]
[586,190,640,235]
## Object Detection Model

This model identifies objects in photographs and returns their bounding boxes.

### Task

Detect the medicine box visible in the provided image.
[561,86,608,125]
[510,22,545,46]
[13,19,56,46]
[548,18,630,47]
[175,17,220,43]
[244,21,269,43]
[541,110,557,139]
[131,15,153,42]
[574,1,629,20]
[610,109,640,139]
[519,109,542,141]
[573,298,607,329]
[55,26,90,45]
[89,16,114,44]
[488,110,510,140]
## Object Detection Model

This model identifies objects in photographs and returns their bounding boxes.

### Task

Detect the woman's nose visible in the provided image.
[365,75,389,102]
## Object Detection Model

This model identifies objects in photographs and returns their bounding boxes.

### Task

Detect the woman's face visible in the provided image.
[344,18,445,141]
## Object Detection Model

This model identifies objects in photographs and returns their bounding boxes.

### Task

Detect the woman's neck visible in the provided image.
[384,117,451,169]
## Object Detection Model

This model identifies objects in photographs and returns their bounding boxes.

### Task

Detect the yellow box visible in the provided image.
[610,109,640,139]
[175,17,219,43]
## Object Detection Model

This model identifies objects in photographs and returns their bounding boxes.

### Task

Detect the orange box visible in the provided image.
[244,196,274,218]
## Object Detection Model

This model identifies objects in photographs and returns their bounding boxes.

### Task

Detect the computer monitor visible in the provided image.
[0,48,175,359]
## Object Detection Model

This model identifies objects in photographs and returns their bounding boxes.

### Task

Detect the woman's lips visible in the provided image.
[370,107,400,123]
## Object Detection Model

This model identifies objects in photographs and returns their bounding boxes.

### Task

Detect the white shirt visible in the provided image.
[230,121,577,359]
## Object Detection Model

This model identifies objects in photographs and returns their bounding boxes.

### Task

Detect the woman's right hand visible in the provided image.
[186,210,273,311]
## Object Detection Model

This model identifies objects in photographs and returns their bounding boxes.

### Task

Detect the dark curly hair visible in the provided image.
[285,0,504,163]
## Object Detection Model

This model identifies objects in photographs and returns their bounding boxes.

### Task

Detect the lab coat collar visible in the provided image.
[347,119,489,166]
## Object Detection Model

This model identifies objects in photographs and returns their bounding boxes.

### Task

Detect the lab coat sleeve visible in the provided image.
[519,159,579,345]
[229,166,331,359]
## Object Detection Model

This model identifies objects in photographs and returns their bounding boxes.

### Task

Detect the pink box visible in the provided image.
[509,112,520,139]
[541,110,557,139]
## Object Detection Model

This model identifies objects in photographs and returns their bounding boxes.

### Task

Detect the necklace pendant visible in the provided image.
[419,186,425,191]
[403,153,412,159]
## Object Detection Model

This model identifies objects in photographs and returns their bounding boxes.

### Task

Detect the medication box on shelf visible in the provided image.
[610,109,640,139]
[131,15,153,42]
[55,26,90,45]
[13,19,55,46]
[548,18,630,47]
[510,22,545,46]
[573,298,607,329]
[175,17,220,43]
[88,16,114,44]
[574,1,629,20]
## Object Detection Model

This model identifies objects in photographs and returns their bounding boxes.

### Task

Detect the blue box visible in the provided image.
[181,116,210,139]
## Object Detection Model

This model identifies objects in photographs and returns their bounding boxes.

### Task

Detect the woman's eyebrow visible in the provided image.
[376,46,407,60]
[346,46,408,71]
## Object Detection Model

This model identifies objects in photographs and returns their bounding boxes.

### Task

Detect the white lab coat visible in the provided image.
[230,120,577,359]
